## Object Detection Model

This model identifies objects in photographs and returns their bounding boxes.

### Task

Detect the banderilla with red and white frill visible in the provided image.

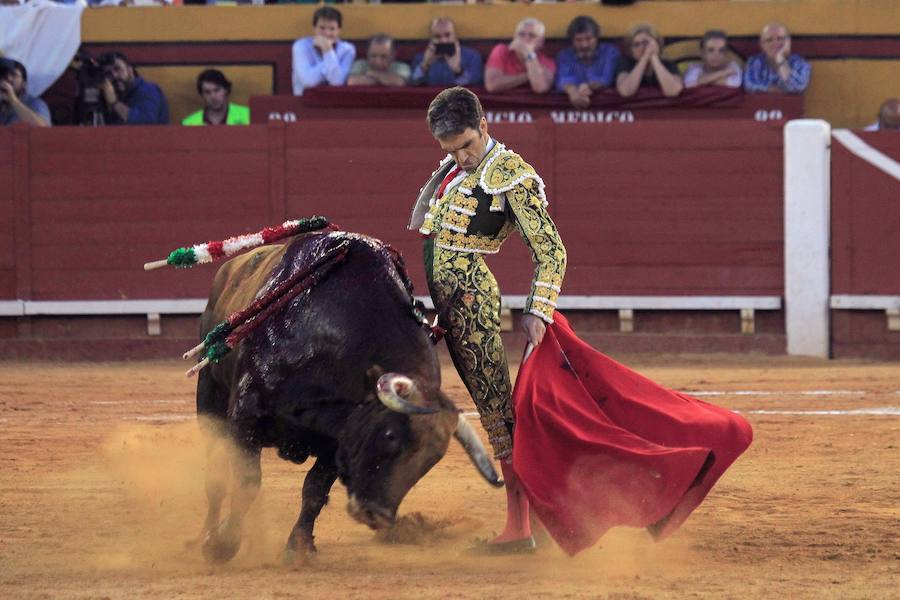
[143,216,334,271]
[182,241,351,377]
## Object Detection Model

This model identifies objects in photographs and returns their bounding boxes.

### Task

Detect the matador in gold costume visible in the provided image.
[408,87,566,553]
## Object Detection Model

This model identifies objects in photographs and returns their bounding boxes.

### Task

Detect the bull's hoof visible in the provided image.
[280,539,317,567]
[201,523,241,564]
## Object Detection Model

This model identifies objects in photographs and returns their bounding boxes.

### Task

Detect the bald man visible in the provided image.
[744,23,811,94]
[484,18,556,94]
[864,98,900,131]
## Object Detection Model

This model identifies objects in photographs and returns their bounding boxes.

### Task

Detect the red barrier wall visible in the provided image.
[1,120,786,303]
[1,119,787,358]
[0,129,14,299]
[830,133,900,359]
[831,133,900,295]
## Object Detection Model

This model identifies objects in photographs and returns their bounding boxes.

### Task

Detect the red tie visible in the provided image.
[436,166,462,200]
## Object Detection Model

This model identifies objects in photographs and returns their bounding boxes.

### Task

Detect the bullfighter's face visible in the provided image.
[436,117,490,174]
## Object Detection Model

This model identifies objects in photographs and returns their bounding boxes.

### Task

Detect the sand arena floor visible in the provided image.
[1,354,898,599]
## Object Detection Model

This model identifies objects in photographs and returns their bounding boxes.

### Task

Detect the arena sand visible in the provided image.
[0,356,898,599]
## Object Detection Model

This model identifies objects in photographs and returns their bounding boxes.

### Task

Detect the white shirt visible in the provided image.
[683,61,742,88]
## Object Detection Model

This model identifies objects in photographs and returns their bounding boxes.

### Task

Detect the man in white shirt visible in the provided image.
[683,30,742,89]
[291,7,356,96]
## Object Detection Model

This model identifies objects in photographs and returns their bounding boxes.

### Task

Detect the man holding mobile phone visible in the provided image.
[411,17,484,87]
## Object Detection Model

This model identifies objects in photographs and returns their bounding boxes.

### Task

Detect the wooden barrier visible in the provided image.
[0,119,793,358]
[830,131,900,359]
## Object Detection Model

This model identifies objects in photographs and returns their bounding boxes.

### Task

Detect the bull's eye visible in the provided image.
[381,428,402,454]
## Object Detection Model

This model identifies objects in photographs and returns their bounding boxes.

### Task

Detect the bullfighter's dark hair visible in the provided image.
[196,69,232,95]
[700,29,728,50]
[313,6,342,28]
[567,15,600,41]
[426,87,484,139]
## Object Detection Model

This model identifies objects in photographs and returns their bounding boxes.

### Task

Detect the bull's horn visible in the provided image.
[454,414,504,487]
[376,374,439,415]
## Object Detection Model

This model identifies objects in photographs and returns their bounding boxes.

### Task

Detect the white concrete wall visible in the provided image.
[784,119,831,358]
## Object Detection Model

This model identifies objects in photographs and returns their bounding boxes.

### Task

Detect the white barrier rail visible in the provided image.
[0,296,783,336]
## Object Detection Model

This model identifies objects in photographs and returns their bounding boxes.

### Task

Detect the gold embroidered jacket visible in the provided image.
[409,142,567,323]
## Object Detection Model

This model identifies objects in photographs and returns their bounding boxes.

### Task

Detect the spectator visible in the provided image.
[743,23,811,94]
[411,17,483,87]
[683,30,742,89]
[291,6,355,96]
[347,34,410,87]
[0,58,50,127]
[556,15,620,108]
[615,23,683,98]
[864,98,900,131]
[182,69,249,126]
[484,18,555,95]
[99,52,169,125]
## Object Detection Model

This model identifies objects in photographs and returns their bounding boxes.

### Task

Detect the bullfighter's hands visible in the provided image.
[521,313,546,347]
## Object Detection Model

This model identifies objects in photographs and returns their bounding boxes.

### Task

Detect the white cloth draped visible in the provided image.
[0,0,85,97]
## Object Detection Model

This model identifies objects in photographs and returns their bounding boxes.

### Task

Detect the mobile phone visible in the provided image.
[434,43,456,57]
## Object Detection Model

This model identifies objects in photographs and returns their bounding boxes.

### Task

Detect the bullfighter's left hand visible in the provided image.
[521,313,546,347]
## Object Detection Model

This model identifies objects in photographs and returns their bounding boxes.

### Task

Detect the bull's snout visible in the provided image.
[347,495,396,530]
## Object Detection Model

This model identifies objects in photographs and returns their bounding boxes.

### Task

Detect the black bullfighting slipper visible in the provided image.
[465,535,537,556]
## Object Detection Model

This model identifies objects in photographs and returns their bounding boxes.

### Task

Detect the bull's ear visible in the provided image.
[366,365,385,388]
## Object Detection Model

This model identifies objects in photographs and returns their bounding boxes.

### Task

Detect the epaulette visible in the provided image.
[479,147,548,207]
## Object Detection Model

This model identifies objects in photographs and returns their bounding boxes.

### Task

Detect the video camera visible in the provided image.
[72,51,109,126]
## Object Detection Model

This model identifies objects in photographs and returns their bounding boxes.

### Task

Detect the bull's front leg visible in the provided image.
[282,455,338,565]
[202,444,262,564]
[192,428,230,549]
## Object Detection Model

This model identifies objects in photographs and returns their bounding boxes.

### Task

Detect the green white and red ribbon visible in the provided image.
[144,216,332,270]
[184,241,351,377]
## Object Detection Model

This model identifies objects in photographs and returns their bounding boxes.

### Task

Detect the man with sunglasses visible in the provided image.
[484,18,555,95]
[744,22,810,94]
[683,30,742,89]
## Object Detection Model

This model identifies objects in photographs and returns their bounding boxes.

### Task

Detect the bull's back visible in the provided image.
[200,244,289,335]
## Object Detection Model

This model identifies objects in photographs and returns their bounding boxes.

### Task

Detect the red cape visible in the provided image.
[512,312,753,556]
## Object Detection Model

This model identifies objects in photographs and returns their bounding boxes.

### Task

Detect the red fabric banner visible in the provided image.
[512,312,753,555]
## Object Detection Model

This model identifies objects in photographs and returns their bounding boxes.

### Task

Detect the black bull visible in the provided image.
[195,231,500,564]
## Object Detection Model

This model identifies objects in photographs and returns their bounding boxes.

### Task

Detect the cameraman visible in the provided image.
[0,59,50,127]
[411,18,483,87]
[98,52,169,125]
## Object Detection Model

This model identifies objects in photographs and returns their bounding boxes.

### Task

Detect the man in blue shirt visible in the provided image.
[555,15,620,108]
[292,6,356,96]
[411,17,483,87]
[99,52,169,125]
[743,23,811,94]
[0,58,50,127]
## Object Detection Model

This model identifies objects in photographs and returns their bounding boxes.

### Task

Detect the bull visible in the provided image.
[194,229,500,565]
